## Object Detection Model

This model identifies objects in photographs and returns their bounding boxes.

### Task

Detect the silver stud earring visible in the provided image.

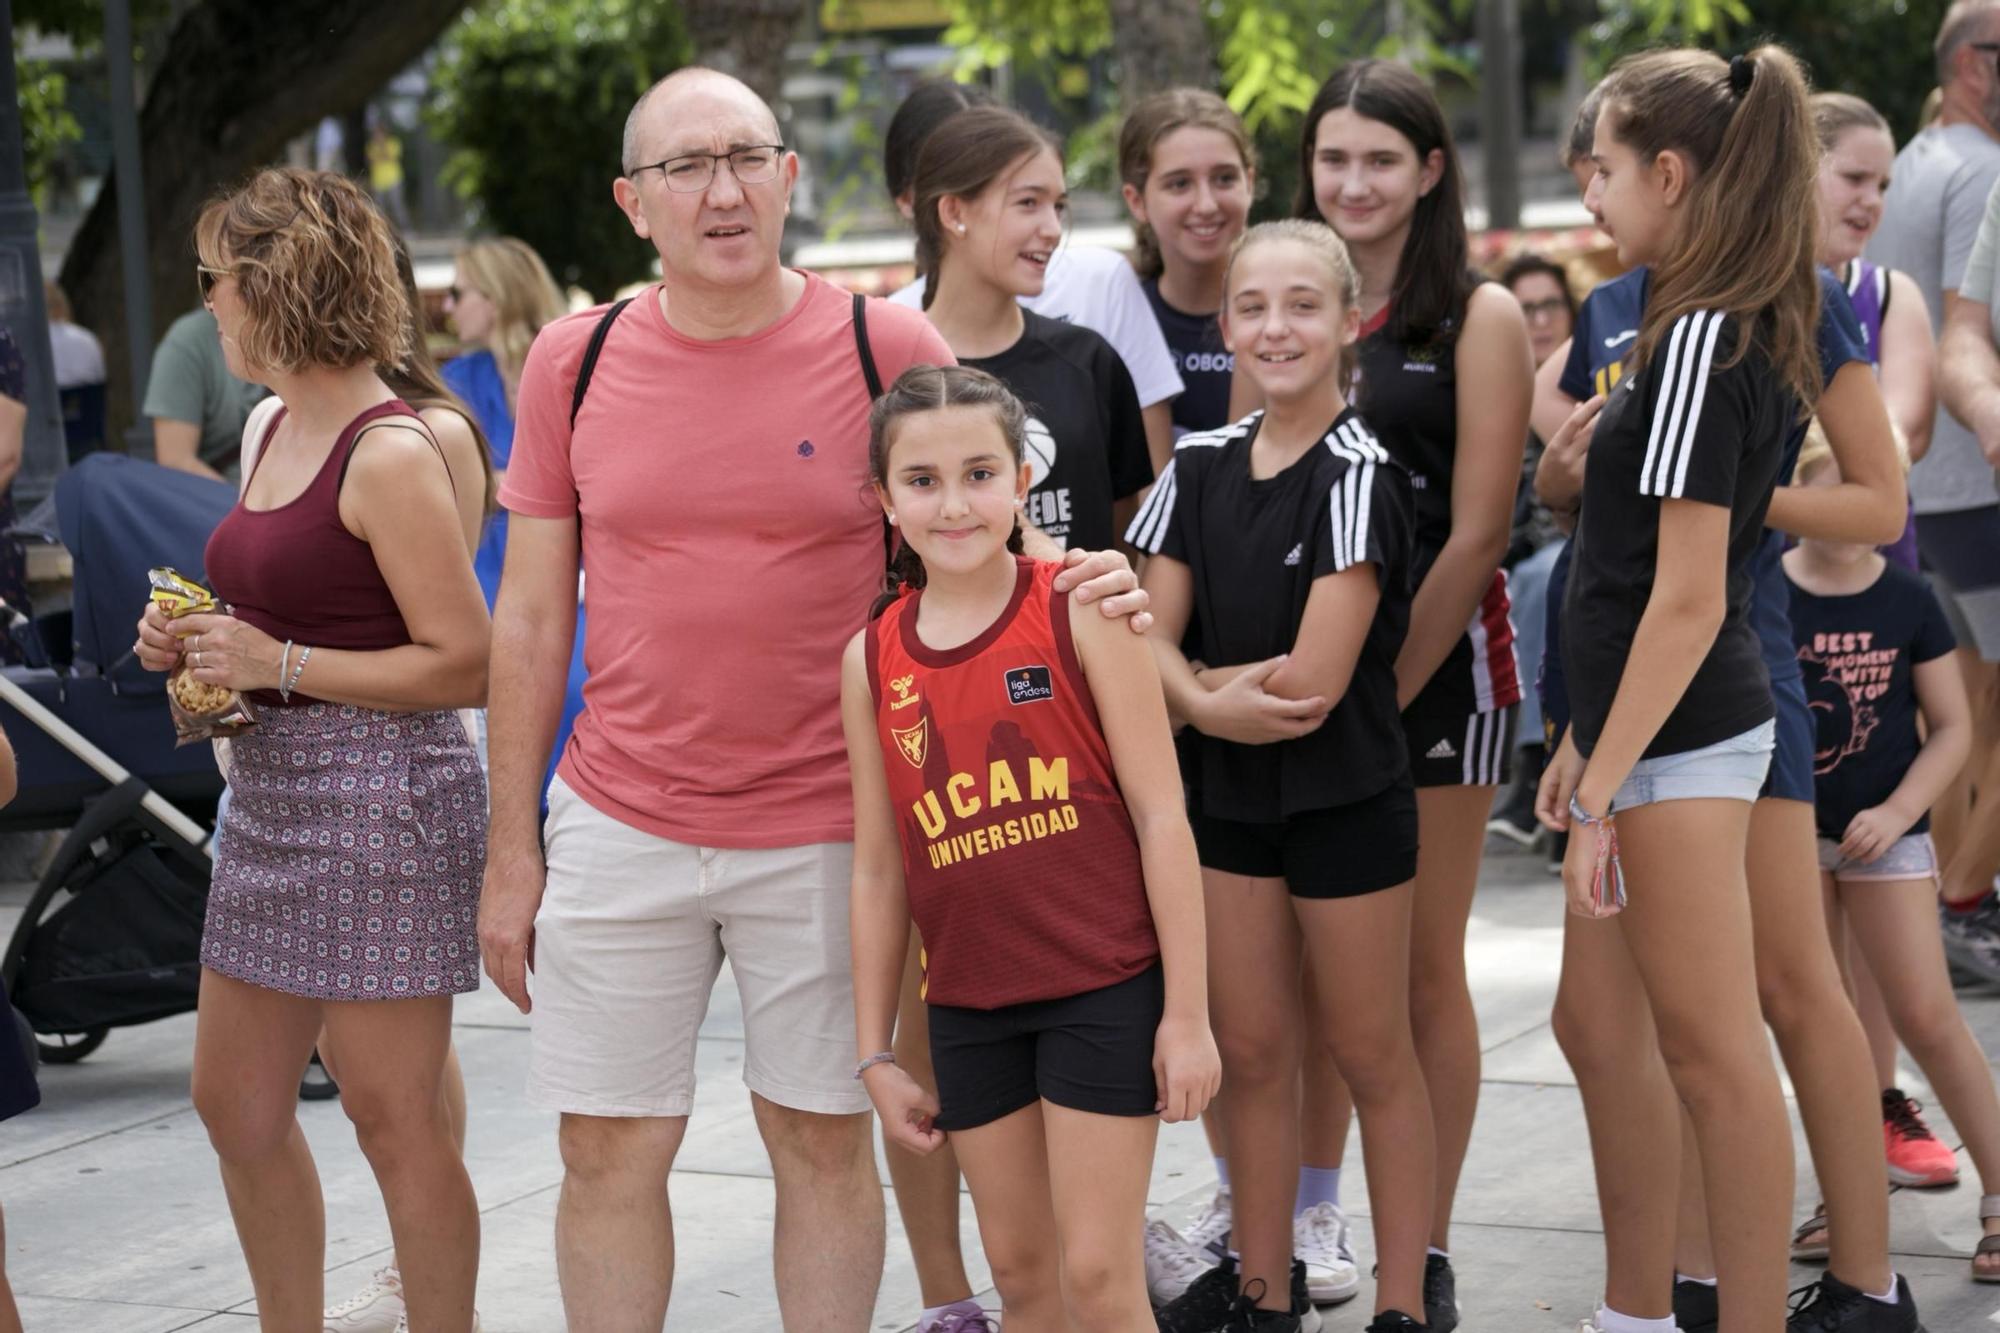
[888,513,898,525]
[956,223,967,233]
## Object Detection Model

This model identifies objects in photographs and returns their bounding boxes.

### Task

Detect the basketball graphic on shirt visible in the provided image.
[1024,416,1057,488]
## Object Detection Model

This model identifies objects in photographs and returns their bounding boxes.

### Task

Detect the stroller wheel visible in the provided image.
[37,1028,108,1064]
[299,1051,340,1102]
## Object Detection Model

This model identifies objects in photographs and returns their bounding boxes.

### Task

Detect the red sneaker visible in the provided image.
[1883,1087,1960,1187]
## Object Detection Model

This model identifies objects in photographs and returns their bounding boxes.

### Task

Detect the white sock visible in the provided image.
[1865,1274,1900,1304]
[1674,1272,1717,1287]
[1427,1246,1450,1260]
[1594,1307,1676,1333]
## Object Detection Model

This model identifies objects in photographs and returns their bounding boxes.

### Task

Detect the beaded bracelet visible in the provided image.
[1568,794,1627,918]
[853,1050,897,1080]
[283,644,312,700]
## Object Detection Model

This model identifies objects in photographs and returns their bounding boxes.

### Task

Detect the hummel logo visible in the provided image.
[1426,738,1458,760]
[1603,329,1637,349]
[1283,543,1303,566]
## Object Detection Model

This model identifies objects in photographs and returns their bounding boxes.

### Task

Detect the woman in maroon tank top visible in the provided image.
[132,169,489,1332]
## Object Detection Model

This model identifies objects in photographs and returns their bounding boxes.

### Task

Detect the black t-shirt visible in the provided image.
[1562,311,1797,760]
[963,309,1154,551]
[1352,292,1478,575]
[1125,408,1416,819]
[1786,561,1957,838]
[1142,278,1234,437]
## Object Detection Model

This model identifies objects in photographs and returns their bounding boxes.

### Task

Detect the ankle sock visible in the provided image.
[1866,1274,1900,1305]
[1295,1165,1341,1213]
[1428,1246,1450,1260]
[922,1298,982,1322]
[1214,1156,1231,1191]
[1674,1273,1717,1287]
[1595,1308,1675,1333]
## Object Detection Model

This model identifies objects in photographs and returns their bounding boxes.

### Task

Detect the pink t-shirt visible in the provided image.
[500,271,954,848]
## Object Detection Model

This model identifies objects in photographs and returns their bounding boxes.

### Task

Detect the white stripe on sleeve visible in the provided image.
[1126,457,1177,553]
[1638,310,1725,499]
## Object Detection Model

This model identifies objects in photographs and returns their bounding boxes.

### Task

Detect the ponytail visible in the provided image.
[1600,45,1822,409]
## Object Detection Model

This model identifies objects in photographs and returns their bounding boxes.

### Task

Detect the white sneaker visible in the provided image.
[1143,1218,1213,1307]
[1292,1201,1361,1305]
[1577,1323,1685,1332]
[391,1314,481,1332]
[1183,1187,1233,1257]
[325,1268,403,1333]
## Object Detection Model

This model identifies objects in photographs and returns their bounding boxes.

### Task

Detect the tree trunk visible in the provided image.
[681,0,809,105]
[59,0,467,443]
[1106,0,1215,98]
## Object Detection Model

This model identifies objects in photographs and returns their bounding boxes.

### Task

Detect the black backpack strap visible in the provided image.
[852,291,884,400]
[570,297,635,428]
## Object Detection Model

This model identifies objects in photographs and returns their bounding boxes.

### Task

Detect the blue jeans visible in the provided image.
[1507,542,1561,749]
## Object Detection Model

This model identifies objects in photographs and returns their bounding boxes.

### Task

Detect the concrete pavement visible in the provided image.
[5,845,1999,1331]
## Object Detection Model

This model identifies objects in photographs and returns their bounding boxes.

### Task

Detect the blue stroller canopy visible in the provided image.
[54,454,235,692]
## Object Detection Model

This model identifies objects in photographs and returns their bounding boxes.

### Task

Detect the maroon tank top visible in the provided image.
[205,399,435,706]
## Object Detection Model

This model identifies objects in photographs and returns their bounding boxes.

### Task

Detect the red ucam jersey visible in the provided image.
[867,557,1160,1009]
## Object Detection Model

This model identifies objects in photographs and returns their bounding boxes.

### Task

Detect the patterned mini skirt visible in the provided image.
[203,704,486,1001]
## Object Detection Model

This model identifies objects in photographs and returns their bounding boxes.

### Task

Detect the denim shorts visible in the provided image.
[1609,719,1776,813]
[1817,830,1940,883]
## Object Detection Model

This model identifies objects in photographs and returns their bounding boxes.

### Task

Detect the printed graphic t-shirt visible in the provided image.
[499,272,954,848]
[1141,277,1233,437]
[962,309,1155,551]
[868,557,1158,1009]
[1126,409,1416,819]
[1786,561,1957,838]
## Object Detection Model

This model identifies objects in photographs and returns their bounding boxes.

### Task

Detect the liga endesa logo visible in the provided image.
[1004,665,1054,705]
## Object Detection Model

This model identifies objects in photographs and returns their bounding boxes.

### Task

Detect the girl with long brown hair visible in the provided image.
[1534,47,1832,1332]
[1295,59,1534,1331]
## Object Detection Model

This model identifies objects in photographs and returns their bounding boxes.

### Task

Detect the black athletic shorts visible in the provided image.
[928,962,1164,1132]
[1402,699,1517,788]
[1190,778,1419,898]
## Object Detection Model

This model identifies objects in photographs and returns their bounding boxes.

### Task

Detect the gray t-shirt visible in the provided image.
[140,308,266,478]
[1866,122,2000,514]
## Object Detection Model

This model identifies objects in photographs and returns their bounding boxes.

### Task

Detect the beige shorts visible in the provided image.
[527,776,867,1118]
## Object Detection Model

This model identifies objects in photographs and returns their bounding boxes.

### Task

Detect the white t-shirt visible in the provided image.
[890,244,1184,410]
[48,321,105,389]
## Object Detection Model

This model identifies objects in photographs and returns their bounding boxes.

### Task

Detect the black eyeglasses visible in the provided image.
[1519,297,1570,323]
[195,264,231,299]
[628,144,784,193]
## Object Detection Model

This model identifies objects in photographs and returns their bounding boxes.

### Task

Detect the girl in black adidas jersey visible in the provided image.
[1130,221,1431,1333]
[1534,47,1825,1331]
[1296,61,1534,1318]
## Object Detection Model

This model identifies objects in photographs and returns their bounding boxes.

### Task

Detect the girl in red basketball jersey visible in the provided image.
[844,365,1220,1333]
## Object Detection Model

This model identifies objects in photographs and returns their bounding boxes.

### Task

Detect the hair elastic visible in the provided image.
[1728,54,1755,98]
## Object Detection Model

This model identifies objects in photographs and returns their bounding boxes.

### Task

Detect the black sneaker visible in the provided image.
[1225,1278,1303,1332]
[1157,1257,1240,1333]
[1288,1260,1323,1332]
[1423,1253,1458,1333]
[1674,1277,1720,1333]
[1363,1312,1428,1333]
[1486,744,1545,847]
[1545,829,1568,876]
[1786,1272,1925,1332]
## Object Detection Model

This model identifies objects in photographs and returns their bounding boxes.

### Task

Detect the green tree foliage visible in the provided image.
[1593,0,1950,142]
[14,57,81,208]
[427,0,690,301]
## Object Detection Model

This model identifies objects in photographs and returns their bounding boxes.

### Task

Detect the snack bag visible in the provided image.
[148,567,258,746]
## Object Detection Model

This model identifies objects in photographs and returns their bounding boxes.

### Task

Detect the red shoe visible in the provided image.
[1883,1087,1960,1187]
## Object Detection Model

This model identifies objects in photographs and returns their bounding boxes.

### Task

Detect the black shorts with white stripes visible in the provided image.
[1402,700,1517,789]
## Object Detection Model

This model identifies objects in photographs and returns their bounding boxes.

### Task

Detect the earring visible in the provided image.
[888,513,898,525]
[956,223,967,233]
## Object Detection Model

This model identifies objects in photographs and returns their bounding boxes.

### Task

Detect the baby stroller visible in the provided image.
[0,454,229,1064]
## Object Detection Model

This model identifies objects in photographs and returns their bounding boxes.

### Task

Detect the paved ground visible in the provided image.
[5,843,1999,1332]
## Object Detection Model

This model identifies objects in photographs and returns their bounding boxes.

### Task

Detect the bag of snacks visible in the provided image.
[148,567,258,746]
